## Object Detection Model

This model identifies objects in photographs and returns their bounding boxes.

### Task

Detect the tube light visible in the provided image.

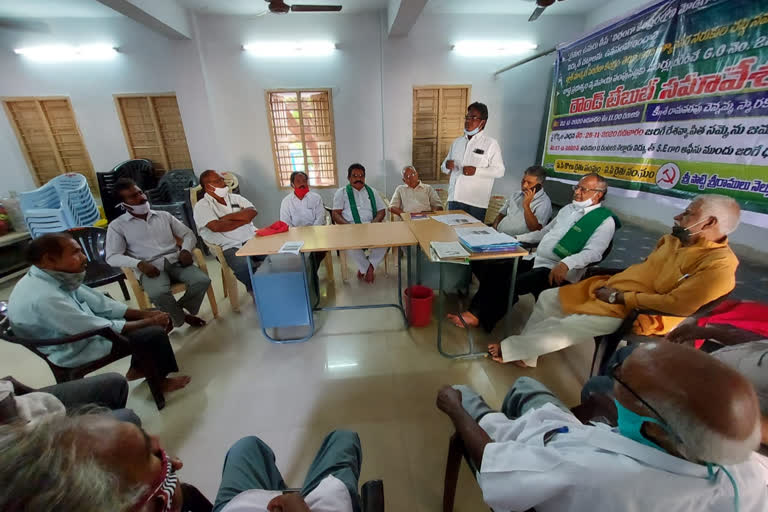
[243,41,336,57]
[452,40,538,57]
[14,44,118,62]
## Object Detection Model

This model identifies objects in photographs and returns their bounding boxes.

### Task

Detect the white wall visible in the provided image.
[579,0,768,255]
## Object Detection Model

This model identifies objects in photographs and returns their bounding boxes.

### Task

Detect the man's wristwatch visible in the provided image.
[608,291,619,304]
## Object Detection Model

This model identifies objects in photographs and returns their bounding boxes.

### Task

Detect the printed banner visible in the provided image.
[541,0,768,225]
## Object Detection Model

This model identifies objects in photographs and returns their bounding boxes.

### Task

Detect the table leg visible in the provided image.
[504,257,520,337]
[416,244,422,285]
[406,245,412,327]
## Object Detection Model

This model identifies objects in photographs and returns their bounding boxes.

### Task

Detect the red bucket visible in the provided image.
[405,285,434,327]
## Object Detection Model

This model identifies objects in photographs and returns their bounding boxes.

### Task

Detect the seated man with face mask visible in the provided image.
[487,194,741,368]
[448,172,614,332]
[437,342,767,512]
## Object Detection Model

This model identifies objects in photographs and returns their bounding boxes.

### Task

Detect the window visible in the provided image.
[412,85,471,182]
[115,93,192,173]
[3,96,96,188]
[266,89,338,188]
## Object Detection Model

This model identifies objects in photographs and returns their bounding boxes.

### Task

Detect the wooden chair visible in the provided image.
[484,195,506,225]
[122,247,219,319]
[584,266,731,376]
[0,301,168,409]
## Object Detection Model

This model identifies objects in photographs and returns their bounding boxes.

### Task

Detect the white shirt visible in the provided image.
[105,210,196,269]
[478,403,768,512]
[389,182,442,213]
[516,202,615,282]
[332,185,386,224]
[440,131,505,208]
[497,189,553,237]
[220,474,352,512]
[279,191,326,227]
[193,193,258,251]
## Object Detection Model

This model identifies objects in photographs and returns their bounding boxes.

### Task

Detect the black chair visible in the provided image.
[68,227,130,300]
[146,169,198,226]
[98,159,158,222]
[0,301,167,409]
[585,266,732,376]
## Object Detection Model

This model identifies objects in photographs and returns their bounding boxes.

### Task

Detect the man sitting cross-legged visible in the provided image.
[332,163,387,283]
[106,178,210,328]
[9,233,190,395]
[437,342,767,511]
[448,172,615,332]
[488,194,740,368]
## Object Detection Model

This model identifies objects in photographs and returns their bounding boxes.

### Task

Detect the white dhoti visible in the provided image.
[346,248,388,274]
[500,288,624,367]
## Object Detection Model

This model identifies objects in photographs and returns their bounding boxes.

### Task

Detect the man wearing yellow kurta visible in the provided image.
[488,194,741,368]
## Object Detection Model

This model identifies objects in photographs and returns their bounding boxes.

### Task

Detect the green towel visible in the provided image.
[346,184,377,224]
[553,207,620,259]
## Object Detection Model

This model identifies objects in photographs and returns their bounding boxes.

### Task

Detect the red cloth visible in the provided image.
[256,221,289,237]
[694,300,768,348]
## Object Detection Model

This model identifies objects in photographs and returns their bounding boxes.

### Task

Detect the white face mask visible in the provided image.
[123,202,150,215]
[464,126,482,137]
[572,198,593,209]
[212,186,229,198]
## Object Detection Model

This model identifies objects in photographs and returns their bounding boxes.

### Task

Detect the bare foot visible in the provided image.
[357,271,365,281]
[487,343,504,363]
[161,375,191,393]
[511,360,533,368]
[365,264,375,283]
[126,367,145,381]
[184,314,206,327]
[446,311,479,329]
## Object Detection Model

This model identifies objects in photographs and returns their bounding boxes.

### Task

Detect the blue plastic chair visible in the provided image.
[20,173,100,238]
[49,173,100,227]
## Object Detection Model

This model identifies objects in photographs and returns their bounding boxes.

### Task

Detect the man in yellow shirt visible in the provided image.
[488,194,741,368]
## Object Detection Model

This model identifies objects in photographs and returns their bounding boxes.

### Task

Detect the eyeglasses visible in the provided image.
[131,449,179,512]
[350,173,365,179]
[573,185,606,193]
[464,115,483,121]
[609,361,682,442]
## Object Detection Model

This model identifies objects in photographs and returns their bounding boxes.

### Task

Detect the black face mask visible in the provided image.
[671,225,691,242]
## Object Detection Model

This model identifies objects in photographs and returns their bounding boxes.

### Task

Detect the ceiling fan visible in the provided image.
[527,0,566,22]
[263,0,342,14]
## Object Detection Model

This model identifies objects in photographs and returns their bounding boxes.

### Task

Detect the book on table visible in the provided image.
[430,241,471,260]
[454,226,520,253]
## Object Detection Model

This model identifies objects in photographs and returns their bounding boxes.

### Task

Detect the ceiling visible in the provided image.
[0,0,611,19]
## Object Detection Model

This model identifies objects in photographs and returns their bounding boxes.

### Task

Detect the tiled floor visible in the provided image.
[0,222,764,510]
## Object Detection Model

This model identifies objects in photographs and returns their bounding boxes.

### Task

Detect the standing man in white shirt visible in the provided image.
[437,342,767,512]
[490,165,552,237]
[449,173,616,333]
[441,102,505,221]
[332,163,387,283]
[193,170,260,294]
[389,165,443,217]
[106,179,211,328]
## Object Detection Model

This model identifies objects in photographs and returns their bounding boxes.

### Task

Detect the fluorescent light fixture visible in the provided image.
[14,44,117,62]
[243,41,336,57]
[452,40,538,57]
[326,361,358,370]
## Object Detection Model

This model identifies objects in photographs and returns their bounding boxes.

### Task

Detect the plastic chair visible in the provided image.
[0,301,168,410]
[49,173,100,228]
[98,159,158,222]
[584,266,731,376]
[121,248,219,318]
[20,175,100,238]
[484,195,506,225]
[436,187,449,210]
[68,227,130,301]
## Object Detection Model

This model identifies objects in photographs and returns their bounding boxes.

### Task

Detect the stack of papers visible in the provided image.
[455,227,520,253]
[279,241,304,255]
[430,241,470,260]
[432,214,481,226]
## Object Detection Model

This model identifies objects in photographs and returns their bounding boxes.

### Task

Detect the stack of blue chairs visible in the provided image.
[20,173,101,238]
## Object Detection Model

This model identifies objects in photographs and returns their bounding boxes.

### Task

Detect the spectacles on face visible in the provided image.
[609,361,682,442]
[350,173,365,179]
[131,449,179,512]
[573,185,605,194]
[464,115,482,121]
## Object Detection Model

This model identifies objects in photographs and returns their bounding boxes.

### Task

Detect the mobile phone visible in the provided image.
[532,184,542,193]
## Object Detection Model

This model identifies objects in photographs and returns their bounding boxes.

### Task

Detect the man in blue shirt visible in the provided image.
[8,233,190,398]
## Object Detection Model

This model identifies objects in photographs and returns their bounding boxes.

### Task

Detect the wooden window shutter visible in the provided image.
[411,86,470,182]
[266,89,338,188]
[3,97,96,188]
[115,94,192,174]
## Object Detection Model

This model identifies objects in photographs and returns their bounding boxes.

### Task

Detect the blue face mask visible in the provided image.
[614,399,672,452]
[464,125,482,137]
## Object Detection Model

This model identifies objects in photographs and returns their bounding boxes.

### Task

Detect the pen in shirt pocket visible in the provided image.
[677,273,690,282]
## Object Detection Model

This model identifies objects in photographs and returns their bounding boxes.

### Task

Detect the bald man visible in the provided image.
[488,194,742,367]
[0,413,363,512]
[437,342,767,511]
